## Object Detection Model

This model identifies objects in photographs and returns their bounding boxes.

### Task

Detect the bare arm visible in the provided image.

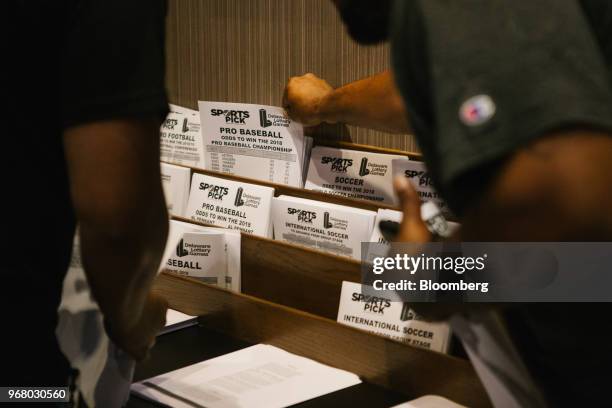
[63,119,169,359]
[394,130,612,319]
[459,131,612,241]
[396,130,612,242]
[283,71,410,134]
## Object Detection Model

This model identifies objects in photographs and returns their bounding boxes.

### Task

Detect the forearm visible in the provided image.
[79,196,168,335]
[399,130,612,320]
[64,119,170,336]
[459,131,612,241]
[320,71,410,133]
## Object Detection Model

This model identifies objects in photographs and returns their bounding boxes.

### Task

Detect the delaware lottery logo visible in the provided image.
[460,95,496,126]
[259,109,272,128]
[359,158,370,177]
[176,239,189,257]
[323,212,333,229]
[234,188,245,207]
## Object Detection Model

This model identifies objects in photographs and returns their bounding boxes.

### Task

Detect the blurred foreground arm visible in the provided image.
[63,119,169,360]
[396,130,612,242]
[283,70,410,133]
[459,131,612,241]
[394,130,612,319]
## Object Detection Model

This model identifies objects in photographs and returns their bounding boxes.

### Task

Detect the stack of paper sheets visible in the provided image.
[161,163,191,217]
[160,220,241,292]
[199,101,309,187]
[160,104,205,168]
[184,173,274,238]
[391,159,450,214]
[272,195,376,260]
[305,146,409,205]
[161,309,198,336]
[337,281,452,353]
[131,344,361,408]
[392,396,466,408]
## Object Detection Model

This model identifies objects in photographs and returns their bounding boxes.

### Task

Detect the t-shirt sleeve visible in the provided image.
[61,0,168,128]
[391,0,612,214]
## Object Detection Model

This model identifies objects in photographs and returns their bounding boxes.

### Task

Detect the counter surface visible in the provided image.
[127,324,407,408]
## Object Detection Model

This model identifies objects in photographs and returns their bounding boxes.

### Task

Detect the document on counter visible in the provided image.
[391,159,450,214]
[160,104,205,168]
[305,146,409,205]
[337,281,451,353]
[160,220,242,292]
[199,101,307,187]
[272,195,376,260]
[131,344,361,408]
[184,173,274,238]
[161,163,191,217]
[160,309,198,336]
[391,395,466,408]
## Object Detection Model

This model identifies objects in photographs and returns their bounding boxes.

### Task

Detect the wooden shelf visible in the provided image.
[173,215,359,319]
[315,139,422,160]
[154,272,491,408]
[164,140,424,213]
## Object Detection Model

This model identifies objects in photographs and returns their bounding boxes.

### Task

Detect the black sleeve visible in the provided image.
[61,0,168,128]
[391,0,612,214]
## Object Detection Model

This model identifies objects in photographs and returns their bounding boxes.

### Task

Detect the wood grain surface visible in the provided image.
[154,272,491,407]
[168,162,401,212]
[163,139,424,212]
[240,232,361,319]
[173,214,361,318]
[164,0,418,151]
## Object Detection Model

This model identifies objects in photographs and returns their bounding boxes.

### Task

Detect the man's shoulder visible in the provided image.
[581,0,612,19]
[581,0,612,68]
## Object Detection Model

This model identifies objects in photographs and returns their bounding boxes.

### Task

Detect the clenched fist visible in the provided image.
[283,73,334,126]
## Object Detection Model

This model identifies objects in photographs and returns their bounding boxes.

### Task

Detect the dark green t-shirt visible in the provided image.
[390,1,612,406]
[391,0,612,215]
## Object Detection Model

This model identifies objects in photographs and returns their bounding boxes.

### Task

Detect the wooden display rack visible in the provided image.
[173,214,359,319]
[316,140,422,161]
[164,140,424,214]
[154,272,490,407]
[156,143,491,406]
[166,142,428,318]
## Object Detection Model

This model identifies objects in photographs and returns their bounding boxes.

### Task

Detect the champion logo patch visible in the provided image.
[460,95,496,126]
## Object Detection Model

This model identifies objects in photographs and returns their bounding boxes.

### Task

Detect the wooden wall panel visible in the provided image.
[165,0,418,151]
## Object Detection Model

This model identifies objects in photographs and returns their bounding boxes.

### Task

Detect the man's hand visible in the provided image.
[393,177,464,321]
[106,293,168,361]
[283,73,334,126]
[393,176,432,243]
[64,119,169,359]
[282,71,410,133]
